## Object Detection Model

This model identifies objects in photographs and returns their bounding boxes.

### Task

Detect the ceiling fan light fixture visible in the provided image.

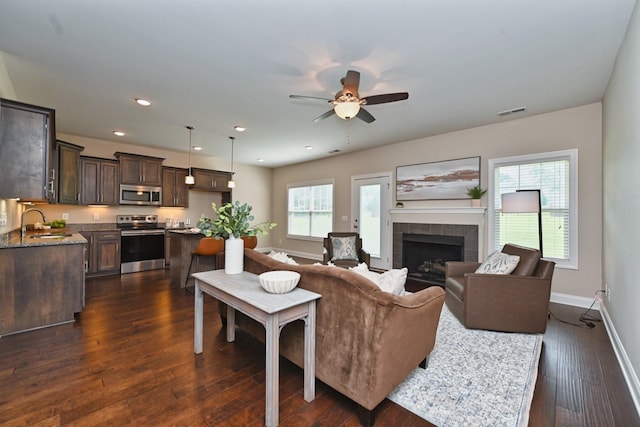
[334,100,360,120]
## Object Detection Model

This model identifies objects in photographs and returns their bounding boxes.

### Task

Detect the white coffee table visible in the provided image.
[192,270,321,427]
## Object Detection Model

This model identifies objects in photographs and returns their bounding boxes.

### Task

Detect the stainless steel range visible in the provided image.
[116,214,165,274]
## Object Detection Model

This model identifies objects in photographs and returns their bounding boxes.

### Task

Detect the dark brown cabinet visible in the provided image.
[55,140,84,204]
[115,152,164,186]
[81,230,121,276]
[192,168,232,192]
[162,167,189,207]
[0,98,56,201]
[80,156,119,205]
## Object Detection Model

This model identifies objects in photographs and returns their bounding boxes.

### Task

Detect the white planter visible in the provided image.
[225,236,244,274]
[470,199,481,207]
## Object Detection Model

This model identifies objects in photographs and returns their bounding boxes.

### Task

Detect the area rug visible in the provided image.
[388,305,543,427]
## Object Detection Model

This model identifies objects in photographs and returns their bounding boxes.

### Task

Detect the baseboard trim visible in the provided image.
[599,304,640,418]
[268,247,323,262]
[550,291,601,309]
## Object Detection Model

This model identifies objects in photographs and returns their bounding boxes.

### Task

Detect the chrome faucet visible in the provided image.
[21,208,47,237]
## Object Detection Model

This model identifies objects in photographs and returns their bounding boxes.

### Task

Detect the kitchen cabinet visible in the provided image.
[0,98,56,201]
[0,240,85,336]
[81,230,121,276]
[55,140,84,204]
[115,152,164,186]
[192,168,232,192]
[80,156,119,205]
[162,167,189,207]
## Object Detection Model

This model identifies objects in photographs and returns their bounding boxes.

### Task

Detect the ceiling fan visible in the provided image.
[290,70,409,123]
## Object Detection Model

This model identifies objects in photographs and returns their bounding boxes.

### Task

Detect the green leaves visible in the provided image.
[196,201,276,239]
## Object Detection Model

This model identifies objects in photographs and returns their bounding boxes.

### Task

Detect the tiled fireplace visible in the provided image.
[390,207,486,290]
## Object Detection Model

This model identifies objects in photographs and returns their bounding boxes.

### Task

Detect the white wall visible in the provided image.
[272,103,603,300]
[602,0,640,409]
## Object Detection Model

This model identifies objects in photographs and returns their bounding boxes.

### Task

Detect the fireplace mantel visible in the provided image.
[390,206,487,261]
[389,207,486,226]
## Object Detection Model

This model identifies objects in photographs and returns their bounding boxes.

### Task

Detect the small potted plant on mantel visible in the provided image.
[197,201,276,274]
[466,185,487,207]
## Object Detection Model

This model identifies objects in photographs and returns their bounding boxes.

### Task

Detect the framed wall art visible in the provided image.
[396,156,480,201]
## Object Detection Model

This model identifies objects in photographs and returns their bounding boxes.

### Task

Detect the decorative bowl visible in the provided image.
[258,271,301,294]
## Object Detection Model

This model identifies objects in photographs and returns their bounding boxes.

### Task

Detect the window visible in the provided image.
[488,149,577,269]
[287,181,334,239]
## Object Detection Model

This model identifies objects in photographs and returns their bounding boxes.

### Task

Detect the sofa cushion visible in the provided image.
[475,250,520,274]
[330,235,359,261]
[501,244,541,276]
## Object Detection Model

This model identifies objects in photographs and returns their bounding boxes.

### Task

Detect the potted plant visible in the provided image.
[197,201,276,274]
[466,185,487,207]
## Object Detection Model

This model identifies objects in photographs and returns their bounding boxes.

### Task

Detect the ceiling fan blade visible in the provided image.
[290,94,332,102]
[313,109,336,123]
[342,70,360,95]
[362,92,409,105]
[356,108,375,123]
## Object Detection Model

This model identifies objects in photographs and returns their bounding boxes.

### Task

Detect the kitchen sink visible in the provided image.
[30,233,73,239]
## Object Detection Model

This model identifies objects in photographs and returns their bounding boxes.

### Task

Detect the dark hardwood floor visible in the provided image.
[0,268,638,426]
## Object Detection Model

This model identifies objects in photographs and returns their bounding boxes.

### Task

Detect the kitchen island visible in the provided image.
[168,229,222,288]
[0,229,87,336]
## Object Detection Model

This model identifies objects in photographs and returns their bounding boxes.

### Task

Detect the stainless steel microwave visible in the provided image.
[119,185,162,206]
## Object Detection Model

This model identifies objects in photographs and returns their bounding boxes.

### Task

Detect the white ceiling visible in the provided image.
[0,0,635,168]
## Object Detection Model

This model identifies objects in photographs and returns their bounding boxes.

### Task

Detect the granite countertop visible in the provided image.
[167,228,202,235]
[0,229,87,249]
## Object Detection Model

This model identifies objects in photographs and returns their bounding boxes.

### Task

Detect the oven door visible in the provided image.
[120,229,165,273]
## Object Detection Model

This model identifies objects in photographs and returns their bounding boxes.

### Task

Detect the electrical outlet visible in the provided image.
[605,283,611,302]
[62,213,69,220]
[93,213,100,221]
[0,212,7,227]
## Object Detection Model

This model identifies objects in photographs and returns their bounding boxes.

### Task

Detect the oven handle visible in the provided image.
[121,229,165,236]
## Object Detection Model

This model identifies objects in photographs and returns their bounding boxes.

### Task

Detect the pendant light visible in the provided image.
[227,136,236,188]
[185,125,195,185]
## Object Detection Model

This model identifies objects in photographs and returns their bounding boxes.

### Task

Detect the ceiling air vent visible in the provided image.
[329,149,341,154]
[497,106,527,117]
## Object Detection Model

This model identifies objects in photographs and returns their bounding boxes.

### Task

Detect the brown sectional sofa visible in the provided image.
[228,249,445,424]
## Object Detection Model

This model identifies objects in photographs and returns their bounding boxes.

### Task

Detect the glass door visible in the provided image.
[351,173,391,270]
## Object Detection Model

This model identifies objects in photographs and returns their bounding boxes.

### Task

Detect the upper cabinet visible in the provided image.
[114,152,164,186]
[162,167,189,207]
[80,156,119,205]
[0,98,56,201]
[191,168,232,192]
[55,140,84,204]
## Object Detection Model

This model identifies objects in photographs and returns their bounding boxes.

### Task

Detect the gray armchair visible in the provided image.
[444,244,555,334]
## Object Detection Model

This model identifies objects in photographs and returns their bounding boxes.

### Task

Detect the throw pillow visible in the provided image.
[267,250,299,265]
[379,267,408,295]
[330,236,358,261]
[475,250,520,274]
[348,264,407,296]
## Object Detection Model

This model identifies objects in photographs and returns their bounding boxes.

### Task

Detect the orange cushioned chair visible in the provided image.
[184,237,225,293]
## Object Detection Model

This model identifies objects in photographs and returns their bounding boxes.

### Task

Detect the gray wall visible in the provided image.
[603,0,640,409]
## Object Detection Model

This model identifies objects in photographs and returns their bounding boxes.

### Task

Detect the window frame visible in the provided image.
[286,179,335,241]
[488,149,578,270]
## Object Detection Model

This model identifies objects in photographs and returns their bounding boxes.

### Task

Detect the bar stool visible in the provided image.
[185,237,225,294]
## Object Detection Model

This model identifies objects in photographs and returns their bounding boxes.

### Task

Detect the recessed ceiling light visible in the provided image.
[135,98,151,106]
[234,126,246,132]
[257,158,264,162]
[305,145,313,150]
[112,131,125,137]
[193,146,203,151]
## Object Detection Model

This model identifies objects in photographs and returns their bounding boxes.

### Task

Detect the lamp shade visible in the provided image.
[185,174,195,185]
[501,191,540,213]
[334,101,360,120]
